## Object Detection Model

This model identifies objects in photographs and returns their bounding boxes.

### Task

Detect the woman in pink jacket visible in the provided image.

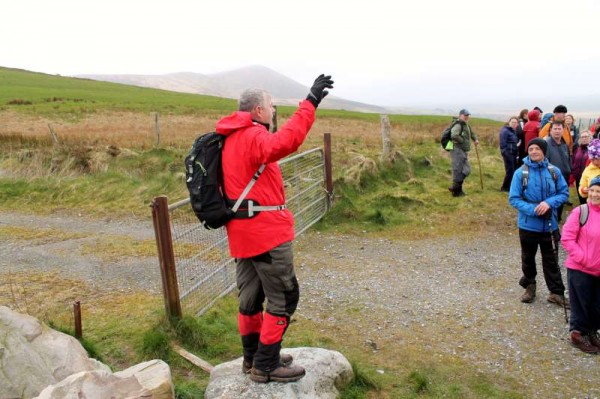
[561,175,600,354]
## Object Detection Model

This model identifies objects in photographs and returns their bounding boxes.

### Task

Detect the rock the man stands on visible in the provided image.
[508,138,570,308]
[215,74,334,383]
[449,109,479,197]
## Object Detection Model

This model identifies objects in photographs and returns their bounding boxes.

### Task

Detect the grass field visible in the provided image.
[0,67,564,397]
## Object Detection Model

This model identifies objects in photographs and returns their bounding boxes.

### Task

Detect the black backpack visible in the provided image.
[440,119,462,151]
[185,132,233,229]
[185,132,271,230]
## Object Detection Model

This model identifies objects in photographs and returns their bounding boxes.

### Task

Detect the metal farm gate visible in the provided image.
[152,134,333,319]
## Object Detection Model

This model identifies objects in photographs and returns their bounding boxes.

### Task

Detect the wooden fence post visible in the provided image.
[154,112,161,146]
[151,196,182,321]
[324,133,333,207]
[380,114,392,163]
[272,105,278,133]
[48,124,59,146]
[73,301,82,339]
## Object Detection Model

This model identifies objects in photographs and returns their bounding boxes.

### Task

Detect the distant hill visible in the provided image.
[77,65,387,113]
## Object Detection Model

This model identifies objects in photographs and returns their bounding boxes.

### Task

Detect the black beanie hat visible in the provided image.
[528,138,547,155]
[553,104,567,113]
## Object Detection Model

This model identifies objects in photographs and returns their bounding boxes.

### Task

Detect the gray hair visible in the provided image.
[238,89,270,112]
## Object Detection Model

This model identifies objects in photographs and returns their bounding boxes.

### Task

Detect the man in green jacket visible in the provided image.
[449,109,479,197]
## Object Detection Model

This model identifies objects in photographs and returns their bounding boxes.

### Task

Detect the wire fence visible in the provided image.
[160,147,329,317]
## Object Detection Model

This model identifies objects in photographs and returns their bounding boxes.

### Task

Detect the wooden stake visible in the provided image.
[48,124,59,146]
[74,301,82,339]
[172,343,214,373]
[380,114,392,162]
[155,113,161,146]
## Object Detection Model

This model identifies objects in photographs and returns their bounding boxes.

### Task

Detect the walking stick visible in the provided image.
[474,142,483,190]
[550,227,569,323]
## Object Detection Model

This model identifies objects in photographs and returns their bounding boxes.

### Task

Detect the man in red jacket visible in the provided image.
[215,74,334,383]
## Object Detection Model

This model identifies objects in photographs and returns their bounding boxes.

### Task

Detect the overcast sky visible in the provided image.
[3,0,599,114]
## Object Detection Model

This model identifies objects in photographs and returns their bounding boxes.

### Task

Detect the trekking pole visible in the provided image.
[549,227,569,323]
[474,142,483,190]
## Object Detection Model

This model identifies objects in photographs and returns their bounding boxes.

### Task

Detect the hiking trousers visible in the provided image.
[518,228,565,295]
[501,152,517,191]
[451,147,471,183]
[568,268,600,334]
[236,241,300,372]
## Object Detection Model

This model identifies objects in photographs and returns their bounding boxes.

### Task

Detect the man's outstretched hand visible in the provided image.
[307,74,334,108]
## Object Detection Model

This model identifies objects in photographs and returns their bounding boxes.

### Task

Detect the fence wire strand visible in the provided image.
[168,148,327,316]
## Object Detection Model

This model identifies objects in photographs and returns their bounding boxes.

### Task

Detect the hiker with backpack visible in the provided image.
[578,139,600,201]
[499,116,519,192]
[212,74,333,383]
[572,131,592,205]
[508,138,570,308]
[539,105,574,155]
[447,109,478,197]
[560,175,600,354]
[544,121,572,223]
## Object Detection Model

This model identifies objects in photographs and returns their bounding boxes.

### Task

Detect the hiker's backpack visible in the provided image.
[521,163,559,191]
[185,132,233,229]
[440,119,462,151]
[578,203,589,226]
[185,132,266,229]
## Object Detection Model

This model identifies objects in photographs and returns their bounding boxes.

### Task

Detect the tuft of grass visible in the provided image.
[340,362,381,399]
[140,327,172,361]
[174,381,205,399]
[407,370,430,394]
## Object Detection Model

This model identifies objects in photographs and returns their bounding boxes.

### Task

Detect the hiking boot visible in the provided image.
[589,331,600,349]
[242,353,293,374]
[448,183,459,196]
[570,331,600,354]
[520,283,536,303]
[250,363,306,383]
[547,293,570,309]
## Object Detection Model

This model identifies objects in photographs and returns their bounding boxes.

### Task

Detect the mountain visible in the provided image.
[77,65,387,113]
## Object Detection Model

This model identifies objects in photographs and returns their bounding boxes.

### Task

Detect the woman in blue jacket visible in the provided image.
[499,116,519,192]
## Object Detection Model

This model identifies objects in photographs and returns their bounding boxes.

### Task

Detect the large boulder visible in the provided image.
[33,370,151,399]
[0,306,110,398]
[0,306,174,399]
[205,347,354,399]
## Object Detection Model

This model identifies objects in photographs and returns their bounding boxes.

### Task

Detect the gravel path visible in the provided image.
[1,211,598,397]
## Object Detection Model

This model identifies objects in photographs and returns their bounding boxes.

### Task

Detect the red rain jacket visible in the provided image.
[523,109,541,150]
[216,100,316,258]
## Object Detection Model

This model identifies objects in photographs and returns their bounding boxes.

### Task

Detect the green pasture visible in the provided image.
[0,67,532,397]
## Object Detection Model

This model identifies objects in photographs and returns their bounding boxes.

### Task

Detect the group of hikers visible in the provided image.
[205,73,599,385]
[446,105,600,355]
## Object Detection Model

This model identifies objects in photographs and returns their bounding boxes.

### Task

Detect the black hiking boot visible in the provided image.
[242,353,293,374]
[520,283,536,303]
[250,363,306,383]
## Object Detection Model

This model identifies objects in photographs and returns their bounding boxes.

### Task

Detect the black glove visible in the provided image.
[306,74,334,108]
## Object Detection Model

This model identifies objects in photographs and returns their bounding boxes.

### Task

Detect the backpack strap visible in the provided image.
[579,203,589,227]
[231,164,266,213]
[547,164,559,183]
[521,164,529,188]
